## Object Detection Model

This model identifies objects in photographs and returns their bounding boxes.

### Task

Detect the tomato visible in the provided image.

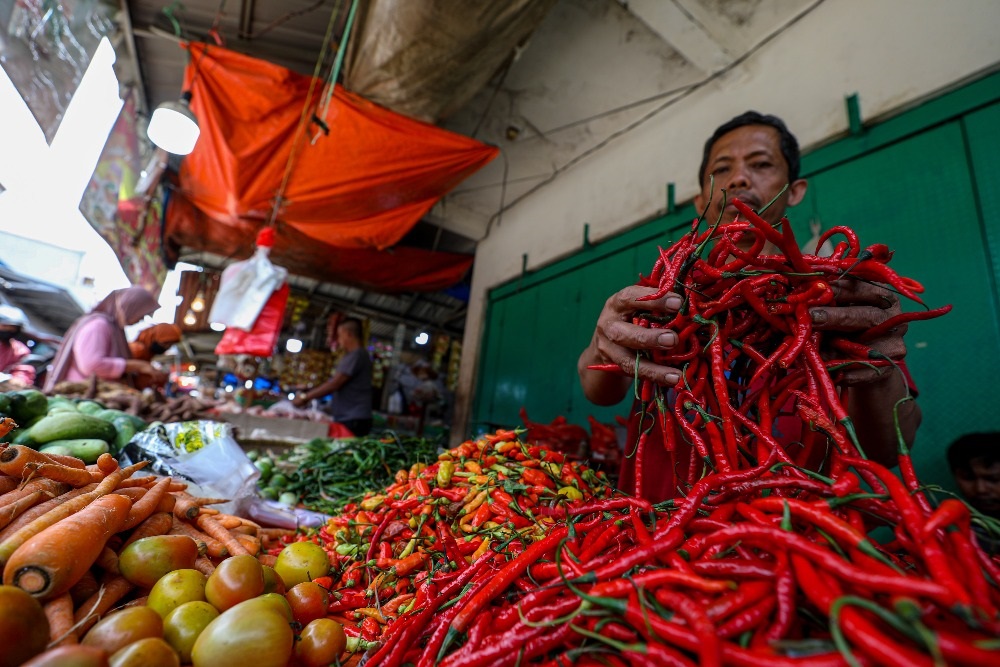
[118,536,199,589]
[147,569,207,618]
[81,606,163,655]
[108,637,179,667]
[163,601,219,664]
[204,554,264,612]
[284,582,330,626]
[294,618,347,667]
[20,645,109,667]
[255,593,294,622]
[0,585,49,667]
[191,597,294,667]
[261,565,286,595]
[274,541,331,589]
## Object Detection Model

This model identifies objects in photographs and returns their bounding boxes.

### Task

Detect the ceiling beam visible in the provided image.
[626,0,735,74]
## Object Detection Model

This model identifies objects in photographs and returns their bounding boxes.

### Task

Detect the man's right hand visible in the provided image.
[577,286,685,405]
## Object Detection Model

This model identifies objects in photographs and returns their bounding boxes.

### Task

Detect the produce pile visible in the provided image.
[251,433,443,512]
[271,430,620,644]
[0,415,316,666]
[279,206,993,666]
[48,379,219,424]
[0,390,146,463]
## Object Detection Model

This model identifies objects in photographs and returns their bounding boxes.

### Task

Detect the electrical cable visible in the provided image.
[479,0,827,239]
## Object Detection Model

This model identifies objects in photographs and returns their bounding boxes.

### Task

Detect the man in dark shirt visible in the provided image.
[293,317,373,436]
[948,432,1000,554]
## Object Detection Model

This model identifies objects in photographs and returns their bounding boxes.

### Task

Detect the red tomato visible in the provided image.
[294,618,347,667]
[284,582,330,626]
[204,555,264,612]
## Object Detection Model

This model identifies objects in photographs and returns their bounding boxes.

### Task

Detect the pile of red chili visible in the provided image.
[284,202,997,666]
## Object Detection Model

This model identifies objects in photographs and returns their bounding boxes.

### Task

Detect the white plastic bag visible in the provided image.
[209,228,289,330]
[120,420,260,516]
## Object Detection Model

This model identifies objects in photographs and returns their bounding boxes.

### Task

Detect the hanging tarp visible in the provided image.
[343,0,558,122]
[177,43,498,251]
[164,191,473,294]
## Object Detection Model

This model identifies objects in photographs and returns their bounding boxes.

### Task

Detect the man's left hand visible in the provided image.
[808,279,907,385]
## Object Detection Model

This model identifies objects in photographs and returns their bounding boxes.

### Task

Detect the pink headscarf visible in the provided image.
[43,287,160,392]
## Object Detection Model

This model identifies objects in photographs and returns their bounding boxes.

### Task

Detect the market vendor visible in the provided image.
[0,304,35,388]
[43,286,168,392]
[128,323,182,361]
[292,316,373,436]
[578,111,921,502]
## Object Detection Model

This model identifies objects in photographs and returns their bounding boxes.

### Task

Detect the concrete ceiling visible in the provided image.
[118,0,803,338]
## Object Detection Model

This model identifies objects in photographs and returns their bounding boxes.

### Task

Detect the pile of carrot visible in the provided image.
[0,427,288,652]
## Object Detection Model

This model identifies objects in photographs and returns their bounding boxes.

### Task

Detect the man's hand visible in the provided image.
[578,285,685,405]
[291,395,309,409]
[809,279,907,385]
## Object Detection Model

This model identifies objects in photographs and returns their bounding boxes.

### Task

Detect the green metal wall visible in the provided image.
[473,72,1000,492]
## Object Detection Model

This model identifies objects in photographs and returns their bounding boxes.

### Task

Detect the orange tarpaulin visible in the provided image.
[177,43,498,251]
[164,190,474,293]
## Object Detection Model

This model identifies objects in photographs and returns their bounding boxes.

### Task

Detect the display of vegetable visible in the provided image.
[249,433,442,513]
[0,417,331,666]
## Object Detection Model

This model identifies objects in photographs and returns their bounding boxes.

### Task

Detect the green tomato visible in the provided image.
[260,487,279,501]
[81,606,163,655]
[245,449,259,461]
[147,569,207,618]
[277,491,298,507]
[163,601,219,664]
[118,535,199,589]
[191,597,293,667]
[273,541,331,590]
[268,473,288,490]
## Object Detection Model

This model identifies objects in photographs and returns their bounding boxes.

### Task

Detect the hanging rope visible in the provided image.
[265,0,345,228]
[310,0,361,145]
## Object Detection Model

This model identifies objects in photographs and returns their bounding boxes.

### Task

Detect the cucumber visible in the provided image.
[75,401,105,416]
[111,416,137,454]
[28,412,117,445]
[39,439,110,464]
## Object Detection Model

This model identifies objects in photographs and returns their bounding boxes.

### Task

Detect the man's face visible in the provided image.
[955,458,1000,517]
[334,325,351,350]
[693,125,807,246]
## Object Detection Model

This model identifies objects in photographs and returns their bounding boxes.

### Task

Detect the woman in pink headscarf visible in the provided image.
[43,287,166,392]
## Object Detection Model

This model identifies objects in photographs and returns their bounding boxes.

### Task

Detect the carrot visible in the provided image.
[168,517,212,557]
[35,453,87,470]
[0,465,131,566]
[187,495,230,507]
[228,524,257,536]
[214,514,243,530]
[3,493,133,600]
[0,446,91,483]
[113,487,147,502]
[0,478,69,508]
[172,494,201,521]
[0,416,17,438]
[43,592,78,647]
[69,568,100,608]
[261,527,297,540]
[122,512,173,549]
[196,513,250,556]
[94,546,119,574]
[0,490,44,530]
[233,532,260,556]
[193,556,216,576]
[119,476,172,531]
[0,485,96,543]
[73,574,134,634]
[0,476,20,494]
[156,492,176,513]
